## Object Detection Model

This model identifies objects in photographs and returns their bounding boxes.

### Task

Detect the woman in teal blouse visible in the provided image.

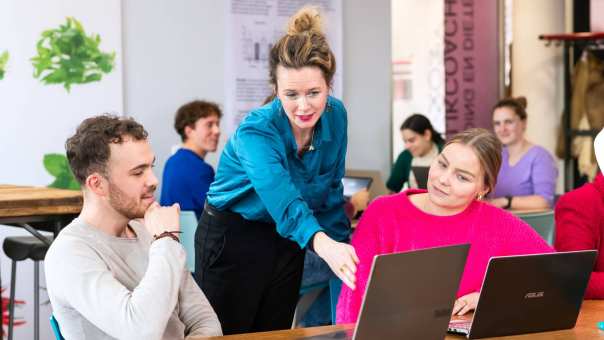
[193,7,358,335]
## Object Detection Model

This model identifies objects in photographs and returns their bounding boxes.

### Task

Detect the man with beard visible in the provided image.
[45,115,222,339]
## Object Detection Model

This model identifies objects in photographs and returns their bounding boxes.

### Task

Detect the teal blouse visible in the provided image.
[207,96,350,248]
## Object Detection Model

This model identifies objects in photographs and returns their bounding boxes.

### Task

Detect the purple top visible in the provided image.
[492,145,558,207]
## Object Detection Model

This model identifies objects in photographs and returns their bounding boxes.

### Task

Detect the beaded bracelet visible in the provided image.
[153,231,182,243]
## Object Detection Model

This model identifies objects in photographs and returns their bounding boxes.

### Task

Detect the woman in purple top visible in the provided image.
[490,97,558,209]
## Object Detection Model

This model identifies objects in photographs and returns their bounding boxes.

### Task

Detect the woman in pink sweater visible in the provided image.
[336,128,553,324]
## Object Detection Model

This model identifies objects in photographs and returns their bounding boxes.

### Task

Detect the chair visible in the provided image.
[328,278,342,323]
[3,235,52,340]
[49,315,65,340]
[516,210,555,245]
[179,211,198,272]
[293,278,342,327]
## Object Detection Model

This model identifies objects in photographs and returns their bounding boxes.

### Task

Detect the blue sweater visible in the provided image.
[160,148,214,218]
[207,96,350,249]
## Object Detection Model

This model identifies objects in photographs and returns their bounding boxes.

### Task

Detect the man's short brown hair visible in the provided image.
[65,114,148,184]
[174,100,222,142]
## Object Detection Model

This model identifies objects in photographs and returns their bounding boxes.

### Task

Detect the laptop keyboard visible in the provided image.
[448,319,471,335]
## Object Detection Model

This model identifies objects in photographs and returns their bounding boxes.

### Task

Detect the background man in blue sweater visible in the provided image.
[160,100,222,218]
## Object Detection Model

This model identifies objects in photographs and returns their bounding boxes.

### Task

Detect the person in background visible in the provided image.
[45,115,221,339]
[554,127,604,299]
[489,97,558,210]
[194,7,357,334]
[386,114,444,192]
[345,189,370,219]
[160,100,222,218]
[337,128,553,324]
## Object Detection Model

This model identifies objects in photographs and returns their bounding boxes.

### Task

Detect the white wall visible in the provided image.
[342,1,392,177]
[592,0,604,31]
[122,0,226,177]
[122,0,392,190]
[512,0,565,192]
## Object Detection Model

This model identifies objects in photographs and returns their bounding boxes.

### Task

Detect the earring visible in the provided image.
[477,194,484,200]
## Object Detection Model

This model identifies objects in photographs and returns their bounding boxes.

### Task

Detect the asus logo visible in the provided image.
[524,291,544,299]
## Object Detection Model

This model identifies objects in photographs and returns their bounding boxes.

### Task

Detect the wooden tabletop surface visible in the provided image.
[0,184,82,218]
[191,300,604,340]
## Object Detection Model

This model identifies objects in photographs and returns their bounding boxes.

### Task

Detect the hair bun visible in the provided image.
[514,96,528,109]
[287,6,323,35]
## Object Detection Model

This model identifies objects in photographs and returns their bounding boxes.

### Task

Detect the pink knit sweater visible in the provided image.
[336,189,554,324]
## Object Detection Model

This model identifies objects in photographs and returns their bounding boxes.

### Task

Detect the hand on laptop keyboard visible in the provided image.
[452,292,479,315]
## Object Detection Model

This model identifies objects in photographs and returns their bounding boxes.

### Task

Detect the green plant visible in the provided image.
[31,17,115,91]
[0,50,8,80]
[44,153,80,190]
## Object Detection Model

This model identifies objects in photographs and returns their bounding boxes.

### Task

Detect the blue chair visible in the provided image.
[516,210,555,246]
[294,281,329,327]
[328,278,342,323]
[50,315,64,340]
[294,278,342,327]
[179,211,198,272]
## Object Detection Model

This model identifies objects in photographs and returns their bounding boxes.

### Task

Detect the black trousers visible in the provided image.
[194,204,305,335]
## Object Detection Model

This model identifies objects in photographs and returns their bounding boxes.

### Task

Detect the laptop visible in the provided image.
[448,250,597,339]
[411,166,430,189]
[302,244,470,340]
[341,176,373,199]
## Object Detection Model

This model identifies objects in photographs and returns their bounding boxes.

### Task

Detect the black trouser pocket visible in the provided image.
[195,209,227,272]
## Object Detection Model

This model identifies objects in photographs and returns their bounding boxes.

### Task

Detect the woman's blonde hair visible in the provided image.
[445,128,502,195]
[268,6,336,95]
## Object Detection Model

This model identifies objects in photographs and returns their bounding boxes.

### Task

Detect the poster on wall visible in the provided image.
[444,0,499,136]
[0,1,122,338]
[0,0,123,188]
[391,0,445,161]
[224,0,343,136]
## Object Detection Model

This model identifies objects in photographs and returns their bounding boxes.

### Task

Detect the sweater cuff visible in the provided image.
[298,216,324,250]
[149,237,186,263]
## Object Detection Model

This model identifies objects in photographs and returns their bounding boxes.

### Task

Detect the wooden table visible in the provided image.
[0,184,82,241]
[191,300,604,340]
[0,184,82,337]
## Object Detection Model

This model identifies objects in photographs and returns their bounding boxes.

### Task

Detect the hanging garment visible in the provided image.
[557,50,604,181]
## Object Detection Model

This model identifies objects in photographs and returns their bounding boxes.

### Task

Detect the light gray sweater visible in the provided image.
[45,218,222,339]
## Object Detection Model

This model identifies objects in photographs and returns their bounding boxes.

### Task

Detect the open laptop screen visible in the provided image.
[342,176,372,199]
[448,250,597,339]
[304,244,470,340]
[411,166,430,189]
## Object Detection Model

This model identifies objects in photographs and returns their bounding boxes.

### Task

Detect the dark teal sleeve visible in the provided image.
[235,123,323,248]
[313,110,350,244]
[386,150,412,192]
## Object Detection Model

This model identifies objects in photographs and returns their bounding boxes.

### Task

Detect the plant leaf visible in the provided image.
[44,153,80,190]
[30,17,115,91]
[0,51,9,80]
[43,153,69,177]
